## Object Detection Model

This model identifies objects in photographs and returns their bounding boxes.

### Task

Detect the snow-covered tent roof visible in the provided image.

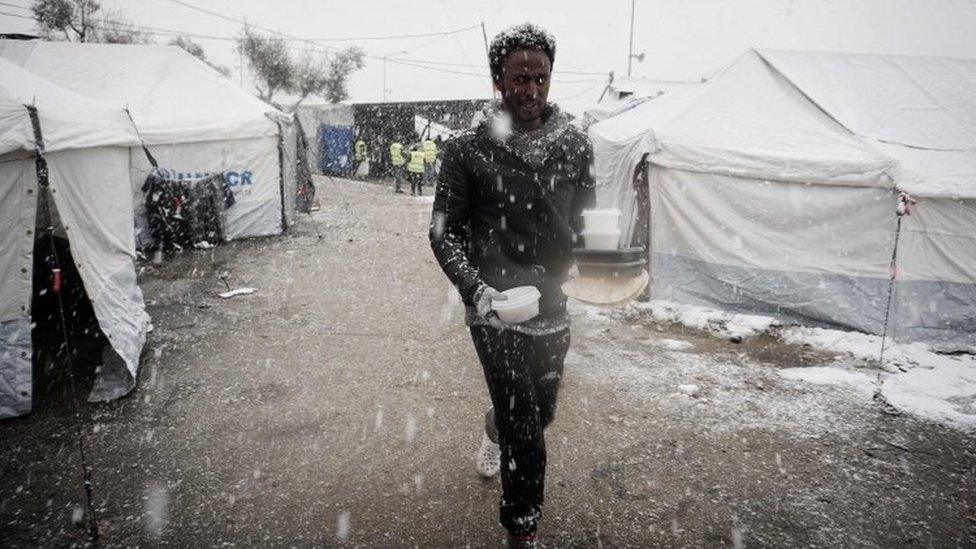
[0,56,137,155]
[0,39,285,145]
[590,48,976,199]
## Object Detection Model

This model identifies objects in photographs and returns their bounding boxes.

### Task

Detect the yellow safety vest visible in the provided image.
[389,142,405,166]
[423,140,437,164]
[407,150,425,174]
[354,140,367,161]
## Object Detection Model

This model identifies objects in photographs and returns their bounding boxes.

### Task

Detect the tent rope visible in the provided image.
[25,105,101,543]
[123,108,159,169]
[873,192,915,416]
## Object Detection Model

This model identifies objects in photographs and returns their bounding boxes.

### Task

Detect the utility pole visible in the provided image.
[480,22,490,59]
[382,50,408,102]
[627,0,636,77]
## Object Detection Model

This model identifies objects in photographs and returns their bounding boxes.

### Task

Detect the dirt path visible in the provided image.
[2,178,974,548]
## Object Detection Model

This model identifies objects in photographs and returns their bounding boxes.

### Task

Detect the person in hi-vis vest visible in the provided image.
[389,140,406,193]
[422,138,438,186]
[406,145,426,196]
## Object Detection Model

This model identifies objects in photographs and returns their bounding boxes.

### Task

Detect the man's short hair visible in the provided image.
[488,23,556,83]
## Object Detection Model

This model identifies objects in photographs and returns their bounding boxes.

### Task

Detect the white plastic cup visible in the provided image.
[492,286,542,324]
[582,230,621,251]
[582,209,621,233]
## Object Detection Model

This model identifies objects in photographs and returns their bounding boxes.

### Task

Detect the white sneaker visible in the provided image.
[475,433,501,478]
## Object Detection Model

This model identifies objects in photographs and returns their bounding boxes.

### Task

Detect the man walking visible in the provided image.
[429,23,595,548]
[389,139,406,193]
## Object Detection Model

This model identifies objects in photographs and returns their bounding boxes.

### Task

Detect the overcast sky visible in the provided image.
[3,0,976,114]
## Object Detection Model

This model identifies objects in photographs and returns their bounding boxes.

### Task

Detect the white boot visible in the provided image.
[475,433,501,478]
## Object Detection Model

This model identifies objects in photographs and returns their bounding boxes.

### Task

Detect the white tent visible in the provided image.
[582,77,688,127]
[0,39,297,245]
[0,57,150,418]
[588,49,976,348]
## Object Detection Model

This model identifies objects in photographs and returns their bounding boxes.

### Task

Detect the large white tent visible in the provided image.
[0,57,150,418]
[0,39,298,245]
[589,49,976,348]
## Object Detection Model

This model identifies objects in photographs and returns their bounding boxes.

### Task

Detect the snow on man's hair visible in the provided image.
[488,23,556,83]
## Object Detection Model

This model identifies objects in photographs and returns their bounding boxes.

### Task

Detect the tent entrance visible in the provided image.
[29,178,113,411]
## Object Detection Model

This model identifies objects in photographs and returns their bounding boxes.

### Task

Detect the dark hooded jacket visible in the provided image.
[429,102,596,321]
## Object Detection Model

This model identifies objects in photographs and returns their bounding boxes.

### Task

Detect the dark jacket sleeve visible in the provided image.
[429,140,485,306]
[570,140,597,244]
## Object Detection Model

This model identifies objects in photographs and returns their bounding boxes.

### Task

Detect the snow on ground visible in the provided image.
[567,339,876,437]
[778,366,876,396]
[780,326,933,371]
[588,299,976,432]
[629,300,780,338]
[656,338,695,352]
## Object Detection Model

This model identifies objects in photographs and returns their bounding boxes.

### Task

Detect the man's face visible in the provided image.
[498,49,551,129]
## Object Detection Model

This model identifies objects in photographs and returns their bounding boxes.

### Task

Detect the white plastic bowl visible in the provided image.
[492,286,541,324]
[582,230,621,251]
[582,209,621,233]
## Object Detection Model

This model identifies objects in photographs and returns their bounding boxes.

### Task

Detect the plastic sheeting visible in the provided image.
[296,103,354,174]
[650,168,897,278]
[318,125,354,176]
[649,168,976,348]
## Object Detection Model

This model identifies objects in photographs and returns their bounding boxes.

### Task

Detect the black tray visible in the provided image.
[573,246,645,264]
[577,259,645,279]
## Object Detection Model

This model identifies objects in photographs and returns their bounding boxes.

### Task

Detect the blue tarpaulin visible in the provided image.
[317,125,353,176]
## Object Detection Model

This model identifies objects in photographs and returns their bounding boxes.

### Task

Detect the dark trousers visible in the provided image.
[470,326,571,536]
[408,171,423,194]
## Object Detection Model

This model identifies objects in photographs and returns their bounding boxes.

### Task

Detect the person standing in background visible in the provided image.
[389,140,406,193]
[423,137,438,187]
[406,144,426,196]
[354,137,368,178]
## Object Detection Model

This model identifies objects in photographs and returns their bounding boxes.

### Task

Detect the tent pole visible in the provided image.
[627,0,636,77]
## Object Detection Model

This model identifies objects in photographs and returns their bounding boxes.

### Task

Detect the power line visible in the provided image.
[2,3,614,87]
[0,1,29,12]
[0,9,31,20]
[289,25,481,42]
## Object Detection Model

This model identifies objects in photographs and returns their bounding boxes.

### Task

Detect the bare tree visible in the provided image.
[31,0,100,42]
[99,8,152,44]
[237,26,293,102]
[171,35,231,77]
[323,46,365,104]
[291,52,330,107]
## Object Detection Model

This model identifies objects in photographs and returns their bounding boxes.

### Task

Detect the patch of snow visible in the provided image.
[781,326,932,371]
[598,299,976,431]
[629,300,779,338]
[778,366,875,396]
[218,287,257,299]
[658,339,694,352]
[883,361,976,431]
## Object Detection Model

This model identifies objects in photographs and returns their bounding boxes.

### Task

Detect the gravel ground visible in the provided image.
[2,177,974,548]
